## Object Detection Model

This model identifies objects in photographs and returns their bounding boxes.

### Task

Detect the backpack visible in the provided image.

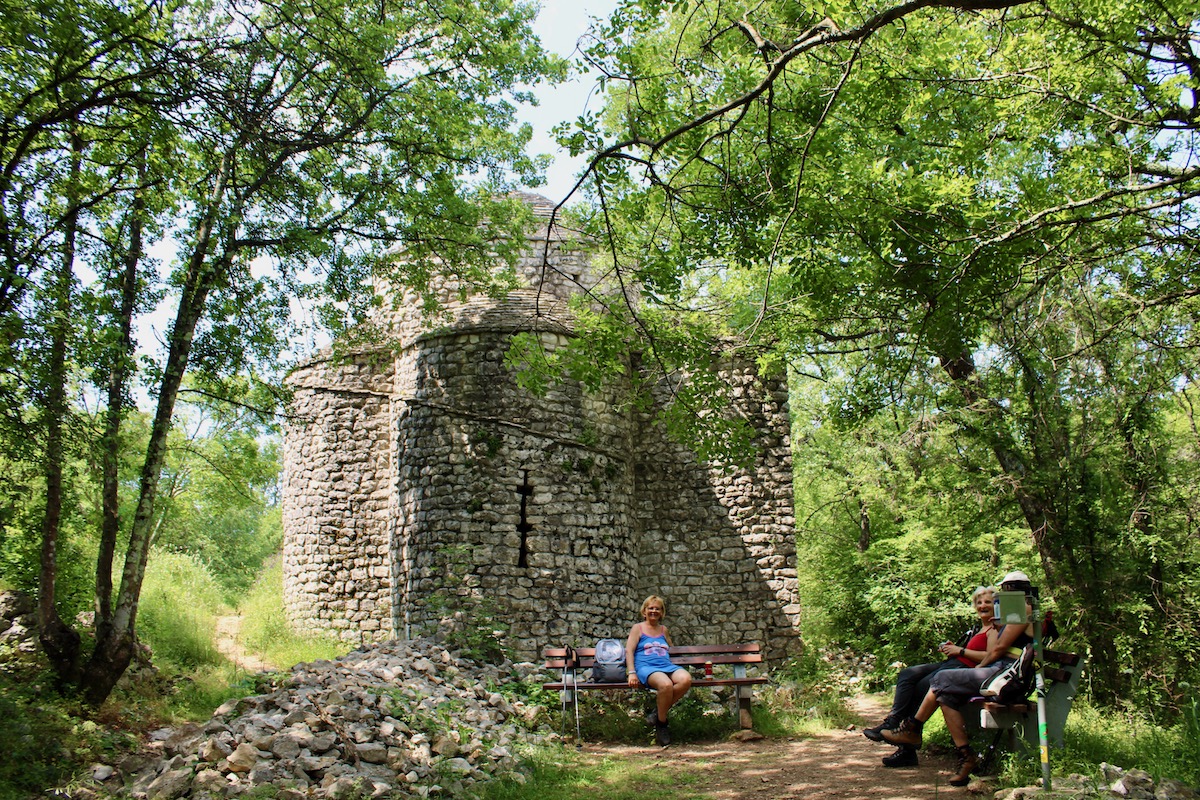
[979,644,1037,703]
[591,638,626,682]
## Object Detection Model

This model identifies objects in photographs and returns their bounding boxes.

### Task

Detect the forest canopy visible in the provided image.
[0,0,564,703]
[543,0,1200,709]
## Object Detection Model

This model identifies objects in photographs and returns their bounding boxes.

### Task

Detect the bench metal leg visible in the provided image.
[977,729,1007,774]
[732,664,754,728]
[736,687,753,729]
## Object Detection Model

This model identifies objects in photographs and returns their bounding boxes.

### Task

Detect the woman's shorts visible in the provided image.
[929,658,1015,704]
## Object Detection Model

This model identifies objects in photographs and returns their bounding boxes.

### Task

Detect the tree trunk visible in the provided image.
[38,128,83,686]
[80,153,231,704]
[938,349,1065,580]
[937,346,1133,699]
[95,157,146,641]
[857,493,870,552]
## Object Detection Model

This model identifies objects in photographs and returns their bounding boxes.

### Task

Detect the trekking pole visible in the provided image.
[561,643,582,746]
[572,657,582,746]
[1032,596,1051,792]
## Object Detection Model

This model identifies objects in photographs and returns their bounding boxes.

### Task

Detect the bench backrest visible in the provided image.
[1040,649,1083,689]
[1036,648,1084,745]
[544,643,762,671]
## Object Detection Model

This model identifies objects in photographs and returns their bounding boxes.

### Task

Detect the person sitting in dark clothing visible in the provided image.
[863,585,997,768]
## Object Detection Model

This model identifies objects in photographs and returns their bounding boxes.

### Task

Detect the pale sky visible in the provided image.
[520,0,621,203]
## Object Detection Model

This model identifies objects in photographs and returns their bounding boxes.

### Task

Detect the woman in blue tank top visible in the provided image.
[624,594,692,746]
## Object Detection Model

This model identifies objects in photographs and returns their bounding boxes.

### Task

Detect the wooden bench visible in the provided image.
[966,648,1085,773]
[543,643,767,732]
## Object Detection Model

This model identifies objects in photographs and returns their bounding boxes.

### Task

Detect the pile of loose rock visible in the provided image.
[121,638,551,800]
[815,645,878,692]
[0,590,37,652]
[991,764,1198,799]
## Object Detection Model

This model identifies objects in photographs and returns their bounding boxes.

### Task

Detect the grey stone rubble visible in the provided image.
[817,646,878,691]
[122,638,551,800]
[988,763,1198,799]
[0,589,37,652]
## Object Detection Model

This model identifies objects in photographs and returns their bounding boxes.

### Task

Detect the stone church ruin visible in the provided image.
[281,193,802,661]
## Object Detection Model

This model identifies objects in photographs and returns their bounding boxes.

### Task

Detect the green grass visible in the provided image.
[237,556,347,667]
[126,548,271,721]
[0,661,77,800]
[137,549,228,669]
[475,744,720,800]
[1033,699,1200,787]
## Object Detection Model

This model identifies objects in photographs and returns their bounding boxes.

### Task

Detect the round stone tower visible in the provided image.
[282,193,802,660]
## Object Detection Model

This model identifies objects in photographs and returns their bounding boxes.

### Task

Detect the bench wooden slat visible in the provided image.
[544,653,762,669]
[544,676,768,691]
[667,644,763,655]
[669,653,763,665]
[1042,666,1072,683]
[1042,649,1080,667]
[544,644,761,657]
[544,645,761,667]
[543,641,765,731]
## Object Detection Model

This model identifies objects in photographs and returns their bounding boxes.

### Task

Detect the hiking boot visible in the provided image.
[880,716,923,747]
[882,745,919,768]
[655,720,671,746]
[863,717,897,742]
[645,708,660,727]
[949,745,978,786]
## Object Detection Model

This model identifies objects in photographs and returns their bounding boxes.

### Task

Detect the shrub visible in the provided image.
[137,550,227,669]
[0,664,73,800]
[756,650,863,736]
[0,645,142,800]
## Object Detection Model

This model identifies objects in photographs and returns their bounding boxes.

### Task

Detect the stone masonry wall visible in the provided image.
[282,193,802,659]
[630,365,801,660]
[392,327,639,657]
[283,352,396,643]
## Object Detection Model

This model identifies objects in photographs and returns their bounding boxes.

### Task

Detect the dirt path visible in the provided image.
[576,697,979,799]
[214,615,275,673]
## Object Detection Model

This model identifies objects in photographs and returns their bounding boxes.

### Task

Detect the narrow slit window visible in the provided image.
[517,470,533,567]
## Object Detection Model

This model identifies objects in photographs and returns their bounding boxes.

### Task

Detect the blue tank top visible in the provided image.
[637,632,670,660]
